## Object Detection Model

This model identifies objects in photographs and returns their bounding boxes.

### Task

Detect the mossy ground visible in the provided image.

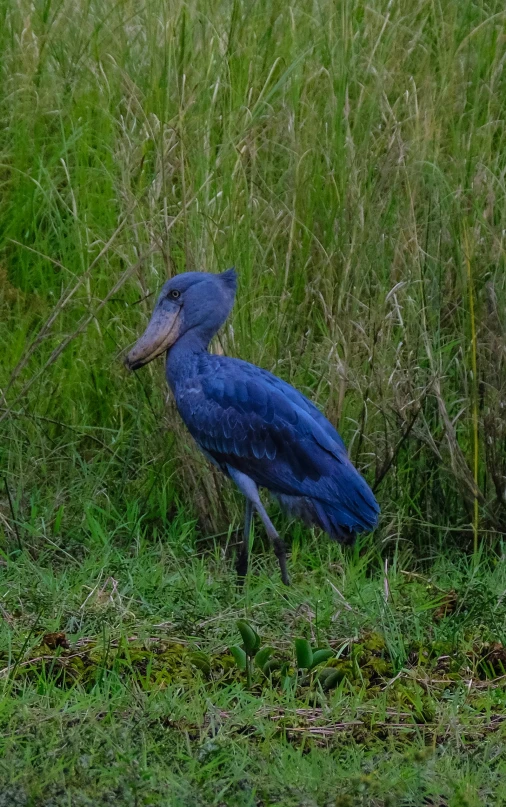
[2,539,506,805]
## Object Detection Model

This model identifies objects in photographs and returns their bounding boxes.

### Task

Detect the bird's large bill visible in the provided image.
[125,307,181,370]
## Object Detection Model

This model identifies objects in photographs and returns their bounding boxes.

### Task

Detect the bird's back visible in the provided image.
[171,352,379,540]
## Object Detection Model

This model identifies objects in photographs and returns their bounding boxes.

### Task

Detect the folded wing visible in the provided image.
[175,357,379,535]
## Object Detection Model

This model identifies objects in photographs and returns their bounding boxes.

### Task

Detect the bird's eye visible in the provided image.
[169,289,181,300]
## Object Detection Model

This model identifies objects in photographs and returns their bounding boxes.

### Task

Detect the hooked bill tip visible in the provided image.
[124,353,139,372]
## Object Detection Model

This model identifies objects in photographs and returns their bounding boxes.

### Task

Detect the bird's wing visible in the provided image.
[175,358,378,532]
[243,362,348,453]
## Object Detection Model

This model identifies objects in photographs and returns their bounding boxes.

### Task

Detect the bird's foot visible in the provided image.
[280,567,291,586]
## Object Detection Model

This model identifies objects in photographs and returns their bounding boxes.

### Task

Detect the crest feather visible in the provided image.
[220,268,237,291]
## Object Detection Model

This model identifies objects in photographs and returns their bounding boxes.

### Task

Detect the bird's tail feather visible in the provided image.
[274,493,378,546]
[310,499,356,545]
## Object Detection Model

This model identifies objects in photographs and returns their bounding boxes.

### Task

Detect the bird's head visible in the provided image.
[125,268,237,371]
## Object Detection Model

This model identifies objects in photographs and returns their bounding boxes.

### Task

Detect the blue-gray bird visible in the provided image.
[125,269,379,585]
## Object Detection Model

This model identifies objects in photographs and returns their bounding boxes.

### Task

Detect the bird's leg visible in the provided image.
[236,498,253,582]
[250,497,290,586]
[227,466,290,586]
[252,498,290,586]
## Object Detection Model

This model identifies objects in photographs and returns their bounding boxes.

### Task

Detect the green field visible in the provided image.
[1,0,506,803]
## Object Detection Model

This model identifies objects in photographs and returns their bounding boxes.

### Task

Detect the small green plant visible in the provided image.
[293,638,341,690]
[294,639,334,671]
[229,620,275,688]
[230,623,339,691]
[294,638,313,670]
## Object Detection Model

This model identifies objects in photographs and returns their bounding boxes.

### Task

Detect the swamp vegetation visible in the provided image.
[1,0,506,803]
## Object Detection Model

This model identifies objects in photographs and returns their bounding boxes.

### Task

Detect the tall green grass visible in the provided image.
[1,0,505,556]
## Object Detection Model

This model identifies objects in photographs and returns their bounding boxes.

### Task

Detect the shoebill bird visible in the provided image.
[125,269,379,585]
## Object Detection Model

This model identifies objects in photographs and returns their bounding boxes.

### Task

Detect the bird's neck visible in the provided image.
[165,328,211,391]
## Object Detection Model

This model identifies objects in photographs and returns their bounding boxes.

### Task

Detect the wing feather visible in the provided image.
[175,356,378,531]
